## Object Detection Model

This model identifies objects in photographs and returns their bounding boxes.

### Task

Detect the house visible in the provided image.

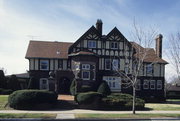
[25,20,168,100]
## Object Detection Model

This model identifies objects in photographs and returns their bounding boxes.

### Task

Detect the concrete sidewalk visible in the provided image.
[0,109,180,114]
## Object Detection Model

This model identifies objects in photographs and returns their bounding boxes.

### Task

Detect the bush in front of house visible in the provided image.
[80,85,92,92]
[8,90,58,110]
[75,91,103,109]
[70,79,77,95]
[97,81,111,96]
[101,93,145,110]
[0,88,13,95]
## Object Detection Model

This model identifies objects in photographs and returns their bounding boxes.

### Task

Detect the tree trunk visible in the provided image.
[132,86,136,114]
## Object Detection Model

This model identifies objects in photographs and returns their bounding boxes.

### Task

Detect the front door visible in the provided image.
[59,77,71,94]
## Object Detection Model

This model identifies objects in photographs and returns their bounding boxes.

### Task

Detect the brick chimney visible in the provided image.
[96,19,103,35]
[155,34,163,58]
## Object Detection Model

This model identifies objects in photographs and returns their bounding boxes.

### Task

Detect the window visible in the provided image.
[136,79,141,90]
[143,80,149,89]
[82,71,90,80]
[112,59,119,70]
[39,78,49,90]
[88,40,96,48]
[146,64,153,74]
[150,80,155,89]
[111,42,118,49]
[82,64,90,70]
[103,76,121,90]
[157,80,162,90]
[40,60,49,70]
[105,59,111,70]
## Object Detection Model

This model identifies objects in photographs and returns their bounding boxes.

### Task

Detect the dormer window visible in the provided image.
[88,40,96,48]
[111,42,118,49]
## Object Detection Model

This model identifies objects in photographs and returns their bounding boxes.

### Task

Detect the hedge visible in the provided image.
[0,88,13,95]
[75,91,102,104]
[101,93,145,110]
[97,81,111,96]
[8,90,58,110]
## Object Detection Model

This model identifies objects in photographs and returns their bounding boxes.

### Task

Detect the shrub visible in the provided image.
[101,93,145,110]
[75,91,102,105]
[70,79,77,95]
[7,75,21,91]
[97,81,111,96]
[80,85,92,92]
[0,88,13,95]
[8,90,58,110]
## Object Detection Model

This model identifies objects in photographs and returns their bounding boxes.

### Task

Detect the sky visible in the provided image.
[0,0,179,81]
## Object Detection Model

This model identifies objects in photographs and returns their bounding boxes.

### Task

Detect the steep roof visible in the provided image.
[131,42,168,64]
[25,41,73,59]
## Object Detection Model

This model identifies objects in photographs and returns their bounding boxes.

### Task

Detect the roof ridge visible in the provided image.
[30,40,73,44]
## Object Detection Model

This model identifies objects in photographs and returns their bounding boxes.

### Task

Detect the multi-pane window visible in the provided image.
[40,60,49,70]
[146,64,153,74]
[143,80,149,89]
[112,59,119,70]
[82,64,90,70]
[105,59,111,70]
[157,80,162,90]
[40,78,49,90]
[88,40,96,48]
[111,42,118,49]
[150,80,155,89]
[82,71,90,80]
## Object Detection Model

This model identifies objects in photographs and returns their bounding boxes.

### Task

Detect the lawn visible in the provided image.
[145,99,180,111]
[0,113,56,118]
[0,95,10,110]
[76,113,180,119]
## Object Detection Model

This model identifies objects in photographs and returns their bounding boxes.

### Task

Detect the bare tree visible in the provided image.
[114,22,158,114]
[168,33,180,83]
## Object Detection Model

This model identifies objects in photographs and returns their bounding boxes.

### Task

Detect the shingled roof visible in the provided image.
[25,41,73,59]
[131,42,168,64]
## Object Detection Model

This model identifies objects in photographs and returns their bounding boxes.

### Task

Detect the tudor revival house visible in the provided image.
[26,20,168,99]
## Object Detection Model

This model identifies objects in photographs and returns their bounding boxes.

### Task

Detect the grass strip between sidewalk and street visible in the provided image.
[75,113,180,119]
[0,113,56,118]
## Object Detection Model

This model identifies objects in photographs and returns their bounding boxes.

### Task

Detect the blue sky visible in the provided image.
[0,0,179,80]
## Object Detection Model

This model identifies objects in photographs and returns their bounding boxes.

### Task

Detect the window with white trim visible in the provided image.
[111,42,118,49]
[157,80,162,90]
[39,78,49,90]
[112,59,119,70]
[82,64,90,70]
[150,80,155,89]
[40,60,49,70]
[105,59,111,70]
[88,40,96,48]
[143,80,149,89]
[146,64,153,74]
[82,71,90,80]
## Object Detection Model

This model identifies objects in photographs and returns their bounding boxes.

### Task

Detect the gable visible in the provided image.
[68,26,100,54]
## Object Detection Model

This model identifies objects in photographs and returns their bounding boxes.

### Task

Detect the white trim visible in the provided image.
[40,60,49,70]
[111,42,118,49]
[103,76,121,91]
[105,59,111,70]
[82,71,90,80]
[150,80,155,89]
[157,80,162,90]
[39,78,49,90]
[82,64,90,70]
[88,40,96,48]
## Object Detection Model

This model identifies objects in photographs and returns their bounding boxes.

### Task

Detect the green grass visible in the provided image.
[0,113,56,118]
[0,95,10,110]
[145,99,180,111]
[76,113,180,119]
